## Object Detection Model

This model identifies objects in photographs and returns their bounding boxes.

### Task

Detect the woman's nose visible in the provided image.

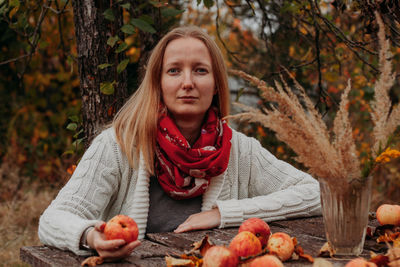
[182,71,194,89]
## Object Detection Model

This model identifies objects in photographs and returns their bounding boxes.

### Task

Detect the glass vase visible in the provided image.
[319,176,372,256]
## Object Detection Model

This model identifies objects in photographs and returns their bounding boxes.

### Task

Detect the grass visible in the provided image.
[0,162,58,267]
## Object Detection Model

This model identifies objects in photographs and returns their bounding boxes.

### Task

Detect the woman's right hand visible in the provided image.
[86,221,141,260]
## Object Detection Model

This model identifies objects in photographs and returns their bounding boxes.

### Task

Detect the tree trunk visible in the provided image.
[72,0,128,146]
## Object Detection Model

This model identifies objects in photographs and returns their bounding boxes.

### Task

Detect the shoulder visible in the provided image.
[89,127,118,147]
[230,127,262,151]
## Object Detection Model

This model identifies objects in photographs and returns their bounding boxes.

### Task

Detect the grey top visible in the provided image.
[146,176,202,233]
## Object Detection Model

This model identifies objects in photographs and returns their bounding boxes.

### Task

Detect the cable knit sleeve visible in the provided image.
[38,129,121,255]
[217,131,321,228]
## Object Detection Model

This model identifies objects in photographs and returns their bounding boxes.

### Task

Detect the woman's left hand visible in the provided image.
[174,208,221,233]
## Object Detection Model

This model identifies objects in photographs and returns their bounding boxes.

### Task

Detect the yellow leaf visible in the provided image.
[9,6,18,19]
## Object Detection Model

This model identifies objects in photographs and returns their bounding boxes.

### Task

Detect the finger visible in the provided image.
[174,222,193,233]
[100,240,141,260]
[95,239,126,251]
[94,221,106,232]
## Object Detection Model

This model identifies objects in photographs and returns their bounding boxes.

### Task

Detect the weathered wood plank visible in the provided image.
[21,246,82,267]
[21,216,385,267]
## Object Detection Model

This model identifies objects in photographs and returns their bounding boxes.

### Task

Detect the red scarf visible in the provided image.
[155,108,232,200]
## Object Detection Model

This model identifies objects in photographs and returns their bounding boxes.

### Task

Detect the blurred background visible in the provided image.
[0,0,399,265]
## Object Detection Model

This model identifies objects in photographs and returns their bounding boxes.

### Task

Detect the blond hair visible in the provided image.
[112,26,230,174]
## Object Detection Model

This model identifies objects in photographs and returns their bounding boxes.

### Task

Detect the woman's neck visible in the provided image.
[174,116,204,146]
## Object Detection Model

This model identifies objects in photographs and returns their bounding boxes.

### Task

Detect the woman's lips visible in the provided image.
[178,96,197,99]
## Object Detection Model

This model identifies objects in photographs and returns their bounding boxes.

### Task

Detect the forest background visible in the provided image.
[0,0,399,266]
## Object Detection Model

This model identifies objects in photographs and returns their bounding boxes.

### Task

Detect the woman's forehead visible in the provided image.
[165,37,209,55]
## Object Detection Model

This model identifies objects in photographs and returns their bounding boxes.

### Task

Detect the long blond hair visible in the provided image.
[113,26,230,174]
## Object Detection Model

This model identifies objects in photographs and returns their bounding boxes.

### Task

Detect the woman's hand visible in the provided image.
[174,208,221,233]
[86,221,141,260]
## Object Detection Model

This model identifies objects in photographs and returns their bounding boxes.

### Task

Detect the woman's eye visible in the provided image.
[196,68,208,74]
[167,68,179,74]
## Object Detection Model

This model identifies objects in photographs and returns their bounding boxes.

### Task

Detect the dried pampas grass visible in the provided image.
[228,12,399,185]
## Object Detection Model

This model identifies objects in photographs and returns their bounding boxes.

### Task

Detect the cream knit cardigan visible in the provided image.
[38,127,321,256]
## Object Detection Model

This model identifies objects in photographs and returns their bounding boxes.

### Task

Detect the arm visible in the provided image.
[217,132,321,228]
[38,129,124,255]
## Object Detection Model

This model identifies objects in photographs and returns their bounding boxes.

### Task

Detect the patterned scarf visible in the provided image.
[155,108,232,200]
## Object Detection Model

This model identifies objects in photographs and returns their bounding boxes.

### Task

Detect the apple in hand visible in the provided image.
[266,232,294,262]
[104,214,139,243]
[249,254,284,267]
[376,204,400,226]
[202,246,239,267]
[239,217,271,248]
[229,231,262,258]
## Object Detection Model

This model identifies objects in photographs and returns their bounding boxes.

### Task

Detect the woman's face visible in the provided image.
[161,37,216,123]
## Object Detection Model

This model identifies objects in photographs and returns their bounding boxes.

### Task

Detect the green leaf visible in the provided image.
[120,3,130,9]
[98,63,113,69]
[138,14,154,25]
[68,115,79,122]
[0,5,8,16]
[72,138,84,147]
[73,129,84,138]
[149,0,167,8]
[131,18,156,34]
[121,24,136,34]
[66,123,77,131]
[197,0,201,5]
[203,0,214,8]
[115,42,128,53]
[161,7,184,17]
[9,0,19,8]
[103,8,115,21]
[63,150,75,156]
[107,36,119,47]
[100,81,115,95]
[117,59,129,74]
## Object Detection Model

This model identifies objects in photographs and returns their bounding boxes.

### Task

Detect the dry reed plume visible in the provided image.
[228,13,399,188]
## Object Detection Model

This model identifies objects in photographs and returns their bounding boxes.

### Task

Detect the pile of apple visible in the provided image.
[203,218,295,267]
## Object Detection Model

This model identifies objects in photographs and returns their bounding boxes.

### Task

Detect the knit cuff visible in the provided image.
[216,199,243,228]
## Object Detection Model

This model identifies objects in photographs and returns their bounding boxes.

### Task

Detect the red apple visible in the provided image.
[239,218,271,248]
[202,246,239,267]
[249,254,284,267]
[266,232,294,262]
[376,204,400,226]
[345,258,377,267]
[104,214,139,243]
[229,231,262,258]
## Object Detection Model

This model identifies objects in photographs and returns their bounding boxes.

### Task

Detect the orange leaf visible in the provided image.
[165,255,196,267]
[293,237,314,263]
[81,256,104,267]
[319,242,336,258]
[370,254,390,267]
[186,235,214,256]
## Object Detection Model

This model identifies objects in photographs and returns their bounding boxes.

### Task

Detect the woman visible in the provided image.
[38,26,321,260]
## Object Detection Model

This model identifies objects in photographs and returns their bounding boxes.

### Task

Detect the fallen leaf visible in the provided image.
[377,232,400,244]
[185,235,214,256]
[319,242,336,258]
[81,256,104,267]
[293,237,314,263]
[165,255,195,267]
[370,253,390,267]
[312,257,334,267]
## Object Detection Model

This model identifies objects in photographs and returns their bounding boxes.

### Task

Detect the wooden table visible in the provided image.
[21,216,385,267]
